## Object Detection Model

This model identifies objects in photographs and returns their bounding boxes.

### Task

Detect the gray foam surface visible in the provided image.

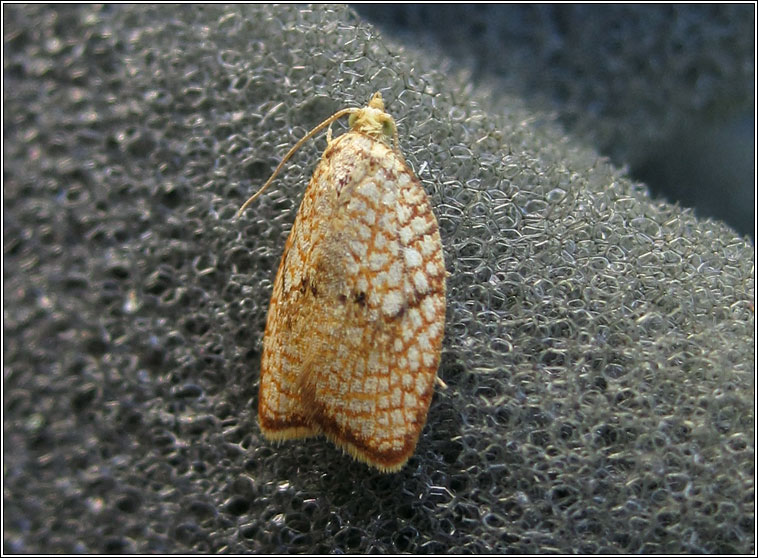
[355,4,756,237]
[3,4,754,553]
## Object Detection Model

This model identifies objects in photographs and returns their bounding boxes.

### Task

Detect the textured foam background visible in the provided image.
[354,4,756,238]
[3,4,754,554]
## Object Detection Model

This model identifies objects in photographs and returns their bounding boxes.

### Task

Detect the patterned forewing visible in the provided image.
[257,146,330,440]
[258,130,446,471]
[257,131,356,439]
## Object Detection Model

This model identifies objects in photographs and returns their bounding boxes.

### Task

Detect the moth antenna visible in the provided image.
[235,106,358,219]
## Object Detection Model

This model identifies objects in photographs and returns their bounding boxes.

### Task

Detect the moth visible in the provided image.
[237,92,446,472]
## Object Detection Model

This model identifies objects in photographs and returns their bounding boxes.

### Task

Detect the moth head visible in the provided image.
[348,92,397,146]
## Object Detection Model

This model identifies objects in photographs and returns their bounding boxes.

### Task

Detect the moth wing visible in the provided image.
[307,136,446,471]
[257,216,321,441]
[258,133,446,472]
[257,150,347,441]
